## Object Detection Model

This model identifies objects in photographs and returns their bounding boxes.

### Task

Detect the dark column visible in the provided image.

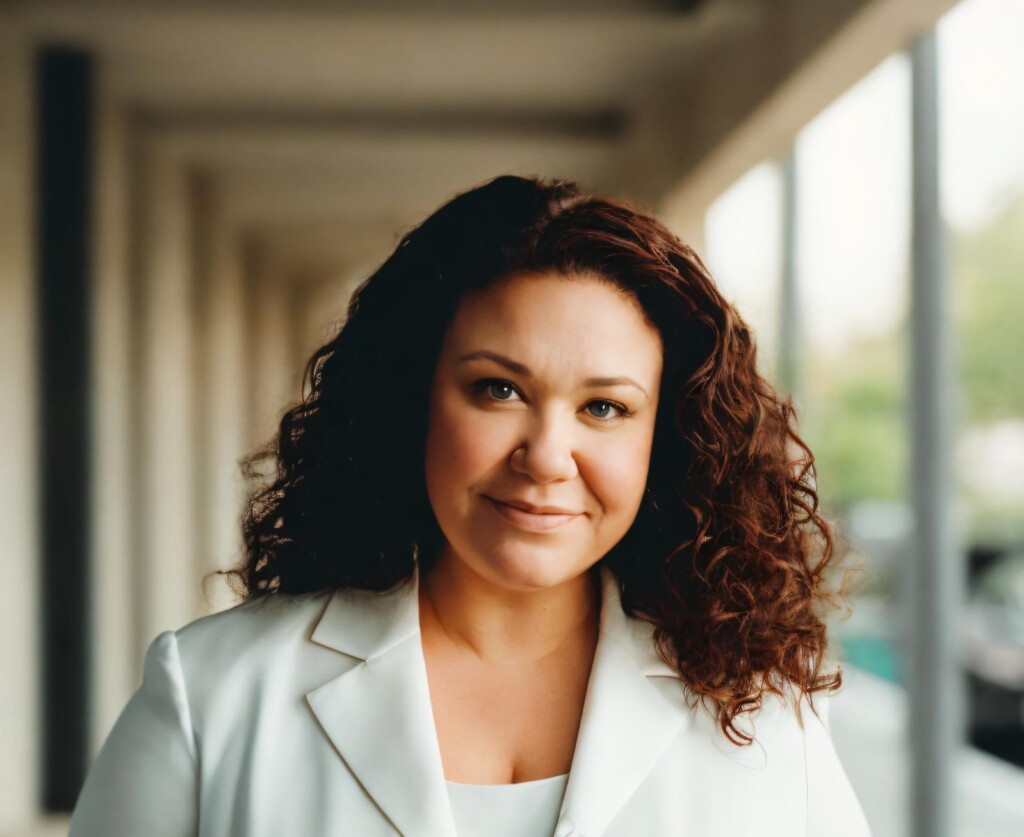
[36,45,93,812]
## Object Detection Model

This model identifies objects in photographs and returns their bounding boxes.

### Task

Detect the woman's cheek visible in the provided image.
[430,390,506,481]
[588,436,653,516]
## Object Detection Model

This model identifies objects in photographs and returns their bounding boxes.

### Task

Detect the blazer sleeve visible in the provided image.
[803,690,873,837]
[69,630,199,837]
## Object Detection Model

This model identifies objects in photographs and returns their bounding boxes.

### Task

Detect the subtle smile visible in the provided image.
[484,497,582,532]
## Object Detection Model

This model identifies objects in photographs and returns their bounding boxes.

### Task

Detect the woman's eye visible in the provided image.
[478,379,520,401]
[488,381,517,401]
[585,400,626,420]
[473,380,628,422]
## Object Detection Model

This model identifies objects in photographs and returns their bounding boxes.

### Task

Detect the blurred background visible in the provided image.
[1,0,1021,835]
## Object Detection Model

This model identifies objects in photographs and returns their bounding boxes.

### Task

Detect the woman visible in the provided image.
[70,175,871,836]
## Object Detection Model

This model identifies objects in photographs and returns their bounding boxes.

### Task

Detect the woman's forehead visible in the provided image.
[440,272,663,383]
[452,270,648,328]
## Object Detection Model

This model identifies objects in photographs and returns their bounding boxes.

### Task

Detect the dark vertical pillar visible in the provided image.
[36,45,93,812]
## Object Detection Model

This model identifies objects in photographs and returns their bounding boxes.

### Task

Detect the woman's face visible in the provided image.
[424,271,663,592]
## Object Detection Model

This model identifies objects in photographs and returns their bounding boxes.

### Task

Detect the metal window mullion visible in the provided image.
[908,28,965,837]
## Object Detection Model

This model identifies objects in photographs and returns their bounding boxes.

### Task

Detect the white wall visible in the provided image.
[0,14,39,830]
[135,139,199,655]
[247,247,299,454]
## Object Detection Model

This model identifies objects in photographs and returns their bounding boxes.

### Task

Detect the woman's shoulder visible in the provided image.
[751,672,841,739]
[176,590,334,649]
[165,590,342,698]
[164,582,415,698]
[675,670,842,755]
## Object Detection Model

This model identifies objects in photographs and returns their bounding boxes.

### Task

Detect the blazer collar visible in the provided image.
[306,564,690,837]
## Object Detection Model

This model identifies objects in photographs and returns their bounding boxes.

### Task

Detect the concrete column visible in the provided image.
[295,273,358,365]
[88,88,136,752]
[135,140,198,656]
[0,15,39,830]
[246,248,298,454]
[193,181,248,614]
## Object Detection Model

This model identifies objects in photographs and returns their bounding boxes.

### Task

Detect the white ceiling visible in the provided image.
[22,1,755,110]
[15,0,860,285]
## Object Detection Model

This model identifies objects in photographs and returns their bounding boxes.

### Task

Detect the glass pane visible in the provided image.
[703,161,783,382]
[794,53,914,837]
[939,0,1024,811]
[794,50,912,666]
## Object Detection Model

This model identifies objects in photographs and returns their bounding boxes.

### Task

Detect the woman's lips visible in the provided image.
[484,497,582,532]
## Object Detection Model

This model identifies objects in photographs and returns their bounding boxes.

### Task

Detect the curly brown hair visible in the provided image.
[226,174,847,745]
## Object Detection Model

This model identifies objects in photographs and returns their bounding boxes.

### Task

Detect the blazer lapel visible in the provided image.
[555,565,692,836]
[305,563,690,837]
[305,570,458,837]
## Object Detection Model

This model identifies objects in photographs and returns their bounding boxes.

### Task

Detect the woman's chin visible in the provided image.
[474,549,590,593]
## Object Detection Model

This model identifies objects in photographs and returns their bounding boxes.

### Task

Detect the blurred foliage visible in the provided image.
[953,198,1024,424]
[798,328,908,517]
[791,198,1023,535]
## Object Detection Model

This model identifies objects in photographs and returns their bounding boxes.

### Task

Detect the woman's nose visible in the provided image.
[510,414,579,483]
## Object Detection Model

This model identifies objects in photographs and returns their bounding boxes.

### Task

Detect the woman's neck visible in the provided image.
[418,552,601,669]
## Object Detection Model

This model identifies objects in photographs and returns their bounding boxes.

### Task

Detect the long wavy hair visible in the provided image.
[226,174,847,745]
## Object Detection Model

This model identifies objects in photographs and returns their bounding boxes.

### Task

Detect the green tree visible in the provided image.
[953,198,1024,424]
[799,329,908,516]
[793,197,1024,540]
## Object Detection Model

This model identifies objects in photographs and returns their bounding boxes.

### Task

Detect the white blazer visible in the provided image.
[70,564,871,836]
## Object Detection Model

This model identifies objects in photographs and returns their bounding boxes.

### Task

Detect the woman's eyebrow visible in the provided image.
[457,349,530,376]
[456,349,649,399]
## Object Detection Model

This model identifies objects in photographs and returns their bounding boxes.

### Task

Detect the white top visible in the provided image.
[445,773,570,837]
